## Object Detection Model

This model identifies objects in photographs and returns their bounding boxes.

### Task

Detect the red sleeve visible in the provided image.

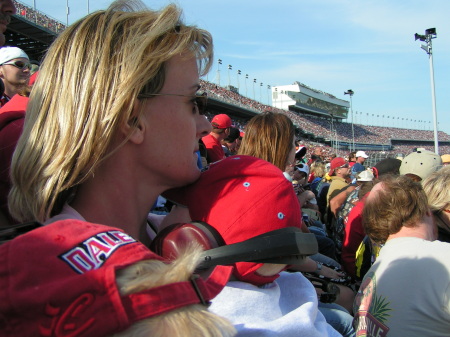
[206,146,225,163]
[340,199,366,277]
[0,118,24,222]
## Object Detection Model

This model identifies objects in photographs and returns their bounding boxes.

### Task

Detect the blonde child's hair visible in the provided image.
[114,244,236,337]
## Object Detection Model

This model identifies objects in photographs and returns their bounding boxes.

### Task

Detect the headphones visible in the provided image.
[150,222,318,269]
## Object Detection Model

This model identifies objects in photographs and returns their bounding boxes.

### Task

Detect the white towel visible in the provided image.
[209,271,341,336]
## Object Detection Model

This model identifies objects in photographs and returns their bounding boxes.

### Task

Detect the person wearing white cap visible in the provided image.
[0,46,30,106]
[351,150,368,181]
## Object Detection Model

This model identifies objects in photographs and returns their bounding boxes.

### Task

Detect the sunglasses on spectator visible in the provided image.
[137,91,207,115]
[1,60,32,70]
[338,163,349,169]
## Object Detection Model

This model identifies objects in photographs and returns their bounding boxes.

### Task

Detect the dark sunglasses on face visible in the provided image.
[137,91,208,115]
[1,60,31,70]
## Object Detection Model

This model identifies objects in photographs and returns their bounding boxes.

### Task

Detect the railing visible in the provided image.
[13,0,66,34]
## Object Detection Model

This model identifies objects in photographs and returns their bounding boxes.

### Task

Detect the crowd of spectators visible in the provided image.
[13,0,65,34]
[200,79,450,159]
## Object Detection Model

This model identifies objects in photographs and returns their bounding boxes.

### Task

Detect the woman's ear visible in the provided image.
[127,115,145,145]
[120,105,146,145]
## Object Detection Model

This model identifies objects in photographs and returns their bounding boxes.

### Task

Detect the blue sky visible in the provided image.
[19,0,450,135]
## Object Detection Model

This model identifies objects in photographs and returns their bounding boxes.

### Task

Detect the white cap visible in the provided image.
[0,47,29,65]
[399,149,442,180]
[295,163,309,175]
[355,151,369,158]
[357,169,374,182]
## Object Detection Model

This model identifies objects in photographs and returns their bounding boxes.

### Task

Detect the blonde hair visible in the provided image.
[238,112,295,171]
[310,161,325,178]
[9,0,213,222]
[113,245,236,337]
[422,166,450,213]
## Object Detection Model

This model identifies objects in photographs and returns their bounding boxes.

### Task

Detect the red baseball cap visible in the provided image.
[211,114,232,129]
[0,220,232,336]
[328,157,347,176]
[164,155,302,286]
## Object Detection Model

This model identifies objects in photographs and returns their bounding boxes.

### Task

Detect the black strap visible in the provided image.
[198,227,318,269]
[0,221,42,245]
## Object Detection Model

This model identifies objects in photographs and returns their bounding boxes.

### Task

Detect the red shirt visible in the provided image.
[0,95,28,224]
[202,133,225,163]
[341,194,369,277]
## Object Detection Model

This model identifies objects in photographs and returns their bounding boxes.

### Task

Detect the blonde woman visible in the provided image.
[3,1,236,336]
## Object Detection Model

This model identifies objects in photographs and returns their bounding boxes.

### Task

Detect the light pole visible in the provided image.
[344,89,355,152]
[227,65,232,87]
[415,28,439,154]
[253,79,256,100]
[267,85,271,105]
[259,82,263,102]
[217,59,222,86]
[274,87,277,106]
[237,70,241,92]
[330,114,334,152]
[66,0,69,26]
[245,74,248,97]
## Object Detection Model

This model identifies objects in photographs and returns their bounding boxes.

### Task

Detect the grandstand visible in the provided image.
[201,80,450,158]
[5,1,60,61]
[272,82,349,120]
[5,0,450,160]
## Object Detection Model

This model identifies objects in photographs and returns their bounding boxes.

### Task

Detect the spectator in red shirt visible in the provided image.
[202,113,231,163]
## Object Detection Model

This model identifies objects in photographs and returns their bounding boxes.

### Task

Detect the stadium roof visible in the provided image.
[4,14,59,62]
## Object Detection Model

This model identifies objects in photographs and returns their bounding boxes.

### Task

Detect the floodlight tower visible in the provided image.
[415,28,439,154]
[237,70,241,91]
[66,0,69,25]
[217,59,222,86]
[330,114,335,152]
[344,89,355,152]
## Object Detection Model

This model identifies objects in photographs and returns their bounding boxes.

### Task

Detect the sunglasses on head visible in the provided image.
[339,163,349,169]
[1,60,31,70]
[137,91,208,115]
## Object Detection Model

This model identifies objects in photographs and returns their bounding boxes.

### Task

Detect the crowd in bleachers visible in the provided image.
[13,0,65,34]
[200,79,450,158]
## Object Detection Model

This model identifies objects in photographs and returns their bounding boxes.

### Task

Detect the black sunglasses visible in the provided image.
[1,60,31,70]
[137,92,208,115]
